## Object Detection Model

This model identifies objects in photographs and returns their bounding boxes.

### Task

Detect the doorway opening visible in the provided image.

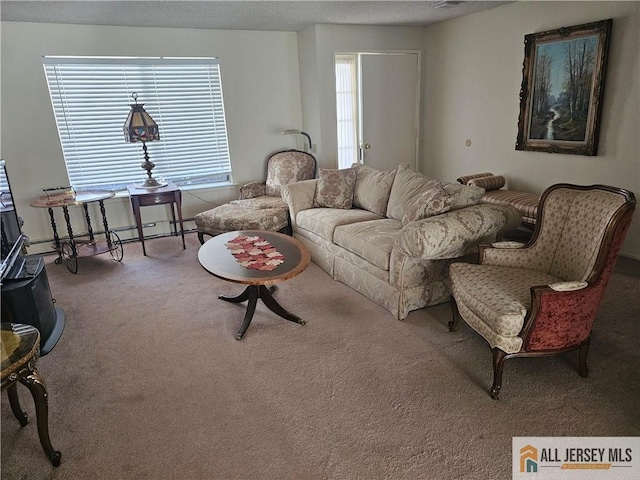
[334,51,421,171]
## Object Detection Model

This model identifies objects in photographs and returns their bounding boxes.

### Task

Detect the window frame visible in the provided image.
[42,56,233,192]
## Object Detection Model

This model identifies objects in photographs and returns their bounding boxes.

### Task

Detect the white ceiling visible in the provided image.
[0,1,511,32]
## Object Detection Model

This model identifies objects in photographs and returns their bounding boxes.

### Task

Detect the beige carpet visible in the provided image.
[2,233,639,479]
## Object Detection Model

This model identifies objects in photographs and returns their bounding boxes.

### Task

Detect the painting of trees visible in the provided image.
[532,52,553,118]
[564,38,596,123]
[517,19,611,155]
[528,35,599,142]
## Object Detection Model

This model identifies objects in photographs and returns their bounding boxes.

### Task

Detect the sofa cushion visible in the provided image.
[334,218,402,271]
[351,163,396,216]
[296,208,382,242]
[443,182,485,210]
[386,164,448,222]
[313,168,356,209]
[401,183,454,226]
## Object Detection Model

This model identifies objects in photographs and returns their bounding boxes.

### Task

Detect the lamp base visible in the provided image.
[138,177,168,189]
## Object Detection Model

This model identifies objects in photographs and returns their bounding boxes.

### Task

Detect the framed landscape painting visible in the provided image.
[515,19,612,156]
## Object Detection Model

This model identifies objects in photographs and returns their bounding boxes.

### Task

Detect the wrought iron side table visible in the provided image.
[30,189,123,273]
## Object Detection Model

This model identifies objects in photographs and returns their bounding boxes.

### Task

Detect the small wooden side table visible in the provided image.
[1,323,61,466]
[127,181,186,256]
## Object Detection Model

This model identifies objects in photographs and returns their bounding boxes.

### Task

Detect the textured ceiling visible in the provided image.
[0,1,511,31]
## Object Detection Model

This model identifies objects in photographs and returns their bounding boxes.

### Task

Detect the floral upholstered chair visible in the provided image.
[448,184,636,399]
[195,149,316,244]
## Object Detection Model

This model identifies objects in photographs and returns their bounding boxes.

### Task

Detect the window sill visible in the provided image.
[111,181,238,199]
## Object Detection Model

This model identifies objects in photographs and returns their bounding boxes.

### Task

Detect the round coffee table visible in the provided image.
[198,230,310,340]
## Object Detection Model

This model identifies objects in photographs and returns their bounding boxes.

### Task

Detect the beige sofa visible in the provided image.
[282,164,522,320]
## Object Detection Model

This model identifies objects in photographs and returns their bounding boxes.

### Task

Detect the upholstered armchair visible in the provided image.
[195,149,316,244]
[448,184,636,399]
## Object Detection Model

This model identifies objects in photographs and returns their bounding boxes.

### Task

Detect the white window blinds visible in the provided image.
[42,56,232,191]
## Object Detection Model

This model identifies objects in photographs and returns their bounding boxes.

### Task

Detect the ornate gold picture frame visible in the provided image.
[515,19,612,156]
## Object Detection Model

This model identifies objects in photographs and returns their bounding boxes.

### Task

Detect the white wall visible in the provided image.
[0,22,302,251]
[3,6,638,259]
[298,24,426,170]
[422,1,640,258]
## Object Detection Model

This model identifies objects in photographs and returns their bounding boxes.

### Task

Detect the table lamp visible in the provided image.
[123,92,164,189]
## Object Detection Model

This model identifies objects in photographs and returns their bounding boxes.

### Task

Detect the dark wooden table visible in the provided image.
[127,181,185,256]
[198,230,310,340]
[1,323,61,466]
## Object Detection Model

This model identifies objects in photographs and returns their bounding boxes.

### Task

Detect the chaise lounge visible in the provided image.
[194,149,316,243]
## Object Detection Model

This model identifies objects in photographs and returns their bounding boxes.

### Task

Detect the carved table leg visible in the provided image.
[47,207,63,264]
[448,297,460,332]
[83,203,95,243]
[490,348,507,400]
[235,286,259,341]
[219,286,251,304]
[19,367,61,467]
[259,285,306,325]
[219,284,303,340]
[579,337,590,378]
[7,383,28,427]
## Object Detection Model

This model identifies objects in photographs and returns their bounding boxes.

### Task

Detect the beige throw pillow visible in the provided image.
[401,185,454,226]
[386,164,448,222]
[351,163,396,215]
[443,182,485,210]
[313,168,356,209]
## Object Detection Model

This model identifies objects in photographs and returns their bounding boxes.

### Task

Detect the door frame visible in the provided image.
[334,50,422,170]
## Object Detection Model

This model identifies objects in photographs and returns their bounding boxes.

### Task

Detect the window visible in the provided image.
[42,56,232,191]
[335,54,359,169]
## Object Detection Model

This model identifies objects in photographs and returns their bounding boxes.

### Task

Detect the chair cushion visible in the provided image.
[194,203,288,236]
[351,163,396,216]
[449,262,561,337]
[334,218,402,270]
[313,168,356,209]
[229,196,287,210]
[296,208,382,242]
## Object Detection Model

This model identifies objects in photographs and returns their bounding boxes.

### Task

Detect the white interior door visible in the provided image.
[359,53,420,171]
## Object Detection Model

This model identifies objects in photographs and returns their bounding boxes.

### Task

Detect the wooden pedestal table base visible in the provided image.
[219,285,306,340]
[198,230,310,340]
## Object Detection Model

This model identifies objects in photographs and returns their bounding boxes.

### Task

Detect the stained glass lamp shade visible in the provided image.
[123,92,163,188]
